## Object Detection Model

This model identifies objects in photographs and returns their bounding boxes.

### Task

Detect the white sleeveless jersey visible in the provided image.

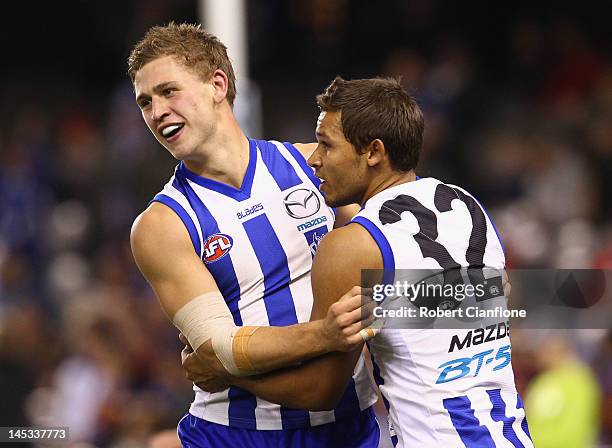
[151,138,377,430]
[353,178,533,447]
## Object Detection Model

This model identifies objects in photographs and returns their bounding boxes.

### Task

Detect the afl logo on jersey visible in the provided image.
[203,234,233,264]
[283,188,321,219]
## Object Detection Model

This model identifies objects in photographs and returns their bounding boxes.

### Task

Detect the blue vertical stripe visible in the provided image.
[443,395,496,447]
[256,139,303,191]
[516,394,532,439]
[173,174,256,428]
[487,389,525,447]
[243,214,299,325]
[242,213,310,428]
[226,387,257,429]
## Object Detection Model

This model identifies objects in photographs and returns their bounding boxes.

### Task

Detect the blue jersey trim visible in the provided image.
[255,139,303,191]
[151,194,201,255]
[282,142,321,189]
[176,138,257,202]
[351,216,395,284]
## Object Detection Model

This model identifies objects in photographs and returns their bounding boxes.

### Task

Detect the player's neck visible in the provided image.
[361,170,417,205]
[183,113,250,189]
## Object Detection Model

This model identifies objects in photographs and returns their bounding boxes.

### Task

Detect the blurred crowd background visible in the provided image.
[0,1,611,447]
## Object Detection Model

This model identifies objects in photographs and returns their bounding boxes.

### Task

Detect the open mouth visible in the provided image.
[160,124,185,140]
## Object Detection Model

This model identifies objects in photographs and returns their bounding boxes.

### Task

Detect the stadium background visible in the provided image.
[0,1,610,446]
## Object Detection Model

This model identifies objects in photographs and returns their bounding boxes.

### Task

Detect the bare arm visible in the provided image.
[131,202,220,317]
[132,202,344,373]
[227,224,382,410]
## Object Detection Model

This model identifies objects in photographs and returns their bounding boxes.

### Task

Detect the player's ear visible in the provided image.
[211,69,229,104]
[365,139,386,167]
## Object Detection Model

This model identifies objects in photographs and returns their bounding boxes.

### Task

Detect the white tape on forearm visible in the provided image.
[211,328,240,376]
[359,327,379,342]
[172,292,261,377]
[172,292,236,352]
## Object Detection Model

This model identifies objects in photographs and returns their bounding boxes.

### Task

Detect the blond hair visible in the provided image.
[128,22,237,106]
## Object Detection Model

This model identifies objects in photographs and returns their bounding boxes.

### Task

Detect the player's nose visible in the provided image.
[151,98,171,122]
[307,145,322,167]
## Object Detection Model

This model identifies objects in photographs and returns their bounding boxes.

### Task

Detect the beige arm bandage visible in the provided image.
[172,292,237,352]
[213,326,261,376]
[171,292,261,377]
[359,327,379,342]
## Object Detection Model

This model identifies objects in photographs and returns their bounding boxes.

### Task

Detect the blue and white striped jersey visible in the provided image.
[152,138,377,430]
[353,178,533,447]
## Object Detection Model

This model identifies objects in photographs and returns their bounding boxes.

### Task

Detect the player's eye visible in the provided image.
[163,88,176,96]
[138,99,151,110]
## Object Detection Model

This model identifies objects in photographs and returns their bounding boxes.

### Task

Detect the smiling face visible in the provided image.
[308,110,370,207]
[134,56,218,160]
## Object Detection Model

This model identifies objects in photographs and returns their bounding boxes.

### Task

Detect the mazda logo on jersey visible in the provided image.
[202,234,233,264]
[283,188,321,219]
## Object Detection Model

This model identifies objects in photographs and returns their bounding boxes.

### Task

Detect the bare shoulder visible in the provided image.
[293,142,317,159]
[131,203,219,316]
[130,202,193,276]
[313,223,383,282]
[131,202,187,247]
[318,224,380,259]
